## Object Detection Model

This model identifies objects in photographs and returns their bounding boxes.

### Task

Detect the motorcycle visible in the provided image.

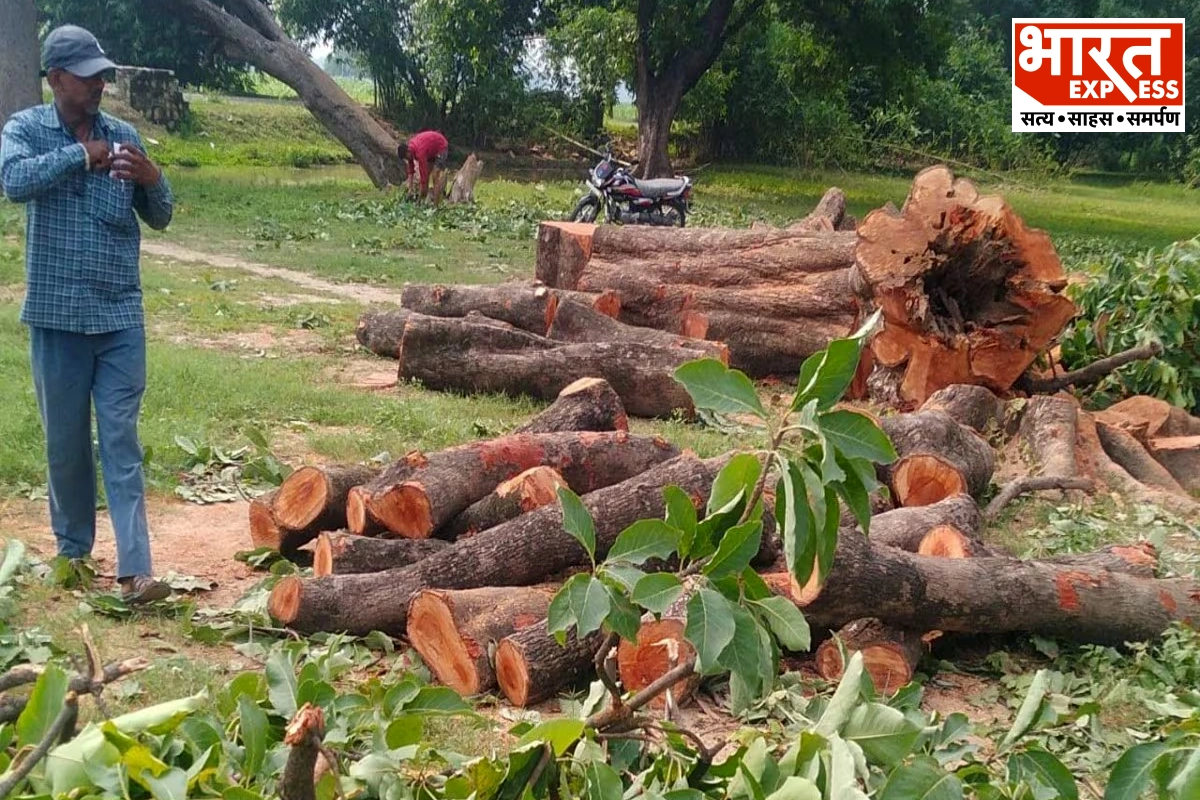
[568,149,692,227]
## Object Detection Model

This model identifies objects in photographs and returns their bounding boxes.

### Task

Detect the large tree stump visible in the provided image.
[312,531,451,575]
[513,377,629,434]
[495,623,606,707]
[879,411,995,506]
[547,297,729,363]
[407,585,558,695]
[814,618,926,695]
[441,466,567,540]
[397,314,698,418]
[358,431,678,538]
[268,453,724,635]
[270,465,380,551]
[852,165,1077,407]
[398,282,620,335]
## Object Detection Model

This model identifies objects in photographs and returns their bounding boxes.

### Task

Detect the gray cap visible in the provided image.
[41,25,117,78]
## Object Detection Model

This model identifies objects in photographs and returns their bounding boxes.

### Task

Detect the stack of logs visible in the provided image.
[248,374,1200,706]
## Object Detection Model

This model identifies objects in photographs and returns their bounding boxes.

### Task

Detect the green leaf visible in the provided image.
[880,757,964,800]
[264,647,298,718]
[16,662,69,748]
[144,767,189,800]
[820,410,898,464]
[675,358,766,418]
[607,519,679,565]
[776,459,817,588]
[558,487,596,564]
[708,453,763,516]
[703,521,763,581]
[752,596,811,651]
[833,454,873,535]
[548,573,611,641]
[385,715,424,748]
[632,573,684,615]
[1007,748,1078,800]
[1001,669,1050,749]
[842,703,922,767]
[664,485,699,559]
[717,604,765,704]
[765,777,821,800]
[237,695,269,778]
[584,760,624,800]
[685,589,737,673]
[599,563,646,593]
[816,651,865,737]
[1167,744,1200,797]
[604,583,643,641]
[816,485,841,584]
[405,686,474,714]
[1105,742,1167,800]
[793,337,864,412]
[517,718,584,755]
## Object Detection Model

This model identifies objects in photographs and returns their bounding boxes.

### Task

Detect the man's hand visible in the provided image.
[82,140,112,171]
[111,144,162,187]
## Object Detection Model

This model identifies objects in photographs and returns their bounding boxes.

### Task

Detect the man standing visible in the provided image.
[0,25,173,603]
[402,129,448,203]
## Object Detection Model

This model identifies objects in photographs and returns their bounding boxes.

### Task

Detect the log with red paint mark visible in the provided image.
[399,282,621,335]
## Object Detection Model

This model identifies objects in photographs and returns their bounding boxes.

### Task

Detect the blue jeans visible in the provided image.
[29,326,152,579]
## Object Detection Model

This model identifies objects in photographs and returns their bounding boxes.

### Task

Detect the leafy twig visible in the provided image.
[0,691,79,798]
[587,658,697,730]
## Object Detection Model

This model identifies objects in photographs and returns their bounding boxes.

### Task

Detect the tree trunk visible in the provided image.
[1018,396,1080,479]
[878,411,995,506]
[448,153,484,204]
[513,377,629,435]
[547,297,728,363]
[0,0,40,133]
[440,467,566,540]
[398,282,620,335]
[791,525,1200,645]
[170,0,405,188]
[356,309,412,358]
[634,91,677,178]
[270,465,380,551]
[397,314,698,418]
[867,494,982,552]
[1147,436,1200,493]
[814,618,926,695]
[851,165,1077,406]
[407,585,558,695]
[920,385,1004,435]
[267,453,723,635]
[313,531,451,575]
[495,623,606,707]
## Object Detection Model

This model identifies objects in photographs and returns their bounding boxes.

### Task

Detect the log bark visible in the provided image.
[397,314,698,418]
[313,531,451,575]
[271,465,381,550]
[514,377,629,434]
[0,0,40,132]
[361,431,679,538]
[878,411,995,506]
[356,308,412,358]
[787,188,852,233]
[495,623,606,707]
[398,282,620,335]
[814,618,926,695]
[448,153,483,204]
[171,0,404,188]
[407,585,558,695]
[868,494,982,552]
[1017,396,1082,479]
[852,165,1077,406]
[268,454,724,635]
[547,297,729,363]
[1148,436,1200,493]
[792,525,1200,645]
[441,466,566,540]
[920,385,1004,435]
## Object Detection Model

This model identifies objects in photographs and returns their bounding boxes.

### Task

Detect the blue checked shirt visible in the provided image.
[1,104,173,334]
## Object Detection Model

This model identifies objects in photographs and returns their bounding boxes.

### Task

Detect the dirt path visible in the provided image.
[142,241,406,305]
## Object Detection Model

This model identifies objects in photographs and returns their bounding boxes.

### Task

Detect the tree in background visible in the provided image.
[542,1,635,142]
[0,0,43,131]
[37,0,252,90]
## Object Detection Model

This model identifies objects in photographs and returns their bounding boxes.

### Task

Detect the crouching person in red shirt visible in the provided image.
[403,130,448,203]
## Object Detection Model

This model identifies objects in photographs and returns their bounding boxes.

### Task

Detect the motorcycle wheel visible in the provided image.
[569,196,600,223]
[669,204,687,227]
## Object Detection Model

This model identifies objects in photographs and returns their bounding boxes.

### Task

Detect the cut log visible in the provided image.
[868,494,982,551]
[1147,436,1200,493]
[920,385,1004,435]
[879,411,995,506]
[1017,396,1081,479]
[616,587,702,709]
[268,453,724,635]
[514,377,629,434]
[1097,416,1182,492]
[852,165,1077,406]
[249,490,285,550]
[271,465,381,551]
[1042,544,1160,579]
[397,314,698,418]
[313,531,451,575]
[814,618,925,694]
[399,282,620,335]
[441,467,567,539]
[495,622,606,707]
[361,431,679,538]
[791,525,1200,645]
[407,585,558,695]
[356,308,413,358]
[787,188,851,233]
[547,297,729,363]
[447,153,483,204]
[345,486,390,537]
[1096,395,1200,442]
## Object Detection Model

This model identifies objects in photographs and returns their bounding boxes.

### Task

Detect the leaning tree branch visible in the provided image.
[0,691,79,798]
[0,658,150,724]
[587,658,697,730]
[1022,342,1164,394]
[984,476,1094,521]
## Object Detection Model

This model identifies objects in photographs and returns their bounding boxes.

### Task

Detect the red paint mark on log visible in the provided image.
[652,436,671,450]
[513,614,540,630]
[432,286,446,302]
[1160,590,1178,614]
[477,438,546,470]
[1111,543,1158,567]
[405,450,429,469]
[1056,572,1081,611]
[464,637,483,659]
[614,412,630,432]
[577,431,603,446]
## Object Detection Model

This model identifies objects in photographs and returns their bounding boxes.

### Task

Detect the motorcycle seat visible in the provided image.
[632,178,689,198]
